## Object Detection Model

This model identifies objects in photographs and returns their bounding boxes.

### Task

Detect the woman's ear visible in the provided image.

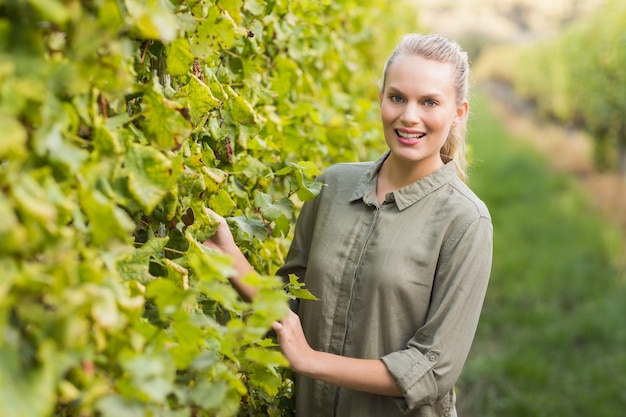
[456,100,469,119]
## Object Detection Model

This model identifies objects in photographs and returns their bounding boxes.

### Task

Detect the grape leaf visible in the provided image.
[125,144,176,214]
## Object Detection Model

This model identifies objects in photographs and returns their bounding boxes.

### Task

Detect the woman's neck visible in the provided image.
[376,154,444,203]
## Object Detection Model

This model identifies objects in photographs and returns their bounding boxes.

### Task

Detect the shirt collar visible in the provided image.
[349,151,458,210]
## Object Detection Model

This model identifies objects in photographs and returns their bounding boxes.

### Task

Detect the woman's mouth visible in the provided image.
[395,129,426,144]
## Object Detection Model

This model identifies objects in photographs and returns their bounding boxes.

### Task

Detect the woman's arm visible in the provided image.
[205,209,403,397]
[203,209,257,302]
[273,310,402,397]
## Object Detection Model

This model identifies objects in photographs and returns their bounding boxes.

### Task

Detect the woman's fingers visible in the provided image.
[205,207,226,225]
[273,310,312,373]
[274,311,305,347]
[273,310,299,332]
[202,207,237,252]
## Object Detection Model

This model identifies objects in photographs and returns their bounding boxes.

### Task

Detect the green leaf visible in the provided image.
[122,353,175,402]
[93,123,124,156]
[230,95,258,125]
[285,274,318,300]
[12,173,58,231]
[246,281,290,334]
[146,278,188,318]
[125,144,176,214]
[168,316,205,368]
[245,347,288,368]
[96,395,145,417]
[90,285,121,329]
[228,216,267,243]
[79,185,136,245]
[199,279,243,315]
[246,363,282,398]
[190,7,222,59]
[141,84,192,149]
[32,122,89,173]
[177,74,221,124]
[221,0,244,24]
[234,154,271,179]
[295,160,322,178]
[208,188,236,216]
[117,237,169,281]
[254,193,293,221]
[0,195,26,253]
[0,342,58,417]
[292,163,323,202]
[246,0,267,16]
[166,38,194,76]
[190,379,229,410]
[26,0,70,25]
[125,0,179,42]
[164,227,189,260]
[204,167,228,185]
[296,178,323,202]
[184,201,215,243]
[271,214,291,238]
[0,115,27,157]
[273,165,295,176]
[185,232,237,277]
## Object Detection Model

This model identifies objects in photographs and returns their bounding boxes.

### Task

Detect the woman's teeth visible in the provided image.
[396,130,425,139]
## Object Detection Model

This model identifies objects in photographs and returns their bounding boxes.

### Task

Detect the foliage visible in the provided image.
[457,93,626,417]
[473,0,626,175]
[0,0,418,416]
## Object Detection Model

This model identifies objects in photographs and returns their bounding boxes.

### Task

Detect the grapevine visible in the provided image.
[0,0,418,416]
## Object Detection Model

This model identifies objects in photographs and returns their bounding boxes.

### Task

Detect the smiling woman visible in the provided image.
[205,33,493,417]
[377,54,468,199]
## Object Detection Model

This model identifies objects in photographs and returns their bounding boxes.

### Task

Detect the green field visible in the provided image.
[456,92,626,416]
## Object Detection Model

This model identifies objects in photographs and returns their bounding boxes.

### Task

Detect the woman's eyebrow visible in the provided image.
[386,85,445,99]
[386,86,403,94]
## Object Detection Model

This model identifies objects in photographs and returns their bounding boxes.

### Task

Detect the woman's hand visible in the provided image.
[202,208,256,301]
[272,310,402,397]
[272,310,315,374]
[203,208,237,255]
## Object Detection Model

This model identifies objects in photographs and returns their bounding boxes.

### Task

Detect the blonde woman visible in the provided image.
[206,33,492,417]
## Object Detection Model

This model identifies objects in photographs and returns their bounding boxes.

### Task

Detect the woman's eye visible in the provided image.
[389,95,404,103]
[424,99,437,107]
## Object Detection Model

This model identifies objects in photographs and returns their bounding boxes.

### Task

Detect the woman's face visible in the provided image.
[379,54,468,174]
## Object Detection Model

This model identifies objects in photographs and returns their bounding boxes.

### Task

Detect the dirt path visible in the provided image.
[483,81,626,264]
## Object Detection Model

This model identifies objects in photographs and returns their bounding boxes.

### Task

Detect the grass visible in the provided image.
[456,92,626,417]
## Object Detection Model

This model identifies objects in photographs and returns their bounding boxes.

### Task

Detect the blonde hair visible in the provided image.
[381,34,470,181]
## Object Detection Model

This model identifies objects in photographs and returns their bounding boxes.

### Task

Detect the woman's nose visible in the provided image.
[400,102,420,124]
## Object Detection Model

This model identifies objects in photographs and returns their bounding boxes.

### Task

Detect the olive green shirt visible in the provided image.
[277,152,492,417]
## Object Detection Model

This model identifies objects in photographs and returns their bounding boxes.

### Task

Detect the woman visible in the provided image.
[205,33,492,417]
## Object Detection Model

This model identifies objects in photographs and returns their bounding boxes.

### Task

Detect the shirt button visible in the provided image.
[428,354,437,362]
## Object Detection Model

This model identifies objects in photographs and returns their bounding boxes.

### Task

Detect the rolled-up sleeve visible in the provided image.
[382,348,441,412]
[382,215,493,413]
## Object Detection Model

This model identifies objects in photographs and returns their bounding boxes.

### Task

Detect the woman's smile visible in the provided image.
[395,128,426,144]
[379,54,467,181]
